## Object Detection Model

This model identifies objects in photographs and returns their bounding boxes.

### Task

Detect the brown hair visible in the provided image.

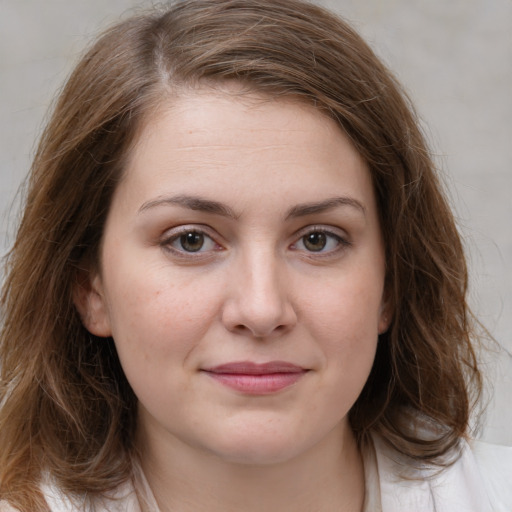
[0,0,482,509]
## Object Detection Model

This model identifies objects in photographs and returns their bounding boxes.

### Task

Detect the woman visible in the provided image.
[0,0,510,510]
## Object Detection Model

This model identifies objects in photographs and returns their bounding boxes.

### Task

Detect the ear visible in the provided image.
[73,268,112,337]
[377,291,394,335]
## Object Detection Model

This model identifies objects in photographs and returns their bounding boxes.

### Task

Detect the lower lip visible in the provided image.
[204,371,307,394]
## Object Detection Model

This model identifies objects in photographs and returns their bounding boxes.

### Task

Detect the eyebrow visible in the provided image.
[285,196,366,219]
[138,194,365,219]
[138,194,239,218]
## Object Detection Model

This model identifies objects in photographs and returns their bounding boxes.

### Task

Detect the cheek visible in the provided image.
[102,270,222,412]
[302,272,383,378]
[305,271,383,335]
[101,261,222,376]
[308,293,380,418]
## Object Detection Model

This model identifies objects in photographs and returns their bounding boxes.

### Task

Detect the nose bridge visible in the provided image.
[222,243,296,338]
[245,245,282,309]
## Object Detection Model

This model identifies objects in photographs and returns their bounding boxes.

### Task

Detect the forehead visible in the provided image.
[131,86,360,160]
[135,86,336,147]
[119,86,374,215]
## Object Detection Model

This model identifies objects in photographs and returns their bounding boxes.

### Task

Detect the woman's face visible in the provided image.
[78,88,389,466]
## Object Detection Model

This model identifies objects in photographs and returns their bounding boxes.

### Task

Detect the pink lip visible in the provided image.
[202,361,308,395]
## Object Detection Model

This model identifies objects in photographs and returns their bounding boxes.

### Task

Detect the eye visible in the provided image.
[291,227,349,255]
[162,227,220,255]
[174,231,208,252]
[302,232,331,252]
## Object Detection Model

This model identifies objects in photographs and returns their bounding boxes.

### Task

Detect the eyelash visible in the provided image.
[290,226,351,258]
[159,225,351,260]
[160,225,222,260]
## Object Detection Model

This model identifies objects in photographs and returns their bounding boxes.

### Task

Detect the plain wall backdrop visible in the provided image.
[1,0,511,444]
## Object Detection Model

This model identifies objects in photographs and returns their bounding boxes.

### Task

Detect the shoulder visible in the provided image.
[433,438,512,512]
[41,479,143,512]
[372,434,512,512]
[470,439,512,511]
[0,479,143,512]
[0,502,19,512]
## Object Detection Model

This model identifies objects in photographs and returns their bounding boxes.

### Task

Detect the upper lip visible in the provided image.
[203,361,306,374]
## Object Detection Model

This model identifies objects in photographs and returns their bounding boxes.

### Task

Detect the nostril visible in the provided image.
[231,322,289,338]
[221,292,297,338]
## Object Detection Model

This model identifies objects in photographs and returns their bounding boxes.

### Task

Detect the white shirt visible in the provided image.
[2,437,511,511]
[363,436,512,512]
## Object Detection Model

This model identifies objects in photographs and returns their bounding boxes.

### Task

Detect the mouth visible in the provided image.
[201,361,309,395]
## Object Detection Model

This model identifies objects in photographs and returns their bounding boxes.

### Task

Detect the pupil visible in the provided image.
[181,232,204,252]
[304,232,326,251]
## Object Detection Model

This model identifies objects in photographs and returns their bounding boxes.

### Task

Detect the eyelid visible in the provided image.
[294,224,348,238]
[290,225,351,255]
[160,224,224,258]
[158,223,351,261]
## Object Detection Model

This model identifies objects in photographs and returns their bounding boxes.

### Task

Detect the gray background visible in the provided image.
[1,0,511,444]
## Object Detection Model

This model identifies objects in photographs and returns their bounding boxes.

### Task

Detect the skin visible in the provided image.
[76,86,390,512]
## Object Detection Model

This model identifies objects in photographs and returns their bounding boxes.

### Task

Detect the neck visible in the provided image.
[136,423,365,512]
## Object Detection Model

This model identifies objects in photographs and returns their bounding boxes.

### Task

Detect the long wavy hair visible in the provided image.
[0,0,482,509]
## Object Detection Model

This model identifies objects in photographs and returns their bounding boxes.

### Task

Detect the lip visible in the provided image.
[201,361,308,395]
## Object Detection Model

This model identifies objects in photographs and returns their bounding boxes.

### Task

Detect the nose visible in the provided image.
[221,249,297,339]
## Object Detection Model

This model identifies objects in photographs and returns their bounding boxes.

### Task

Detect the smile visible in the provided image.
[201,361,309,395]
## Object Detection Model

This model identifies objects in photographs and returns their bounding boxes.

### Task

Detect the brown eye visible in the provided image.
[179,231,205,252]
[291,228,348,256]
[303,232,327,252]
[163,227,219,257]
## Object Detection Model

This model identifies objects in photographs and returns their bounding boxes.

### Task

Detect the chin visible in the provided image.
[211,441,302,466]
[200,422,320,466]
